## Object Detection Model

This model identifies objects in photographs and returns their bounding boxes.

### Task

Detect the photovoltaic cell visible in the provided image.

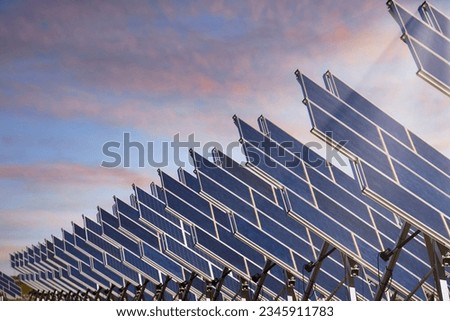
[388,0,450,95]
[235,115,436,299]
[191,151,356,300]
[297,70,450,249]
[419,1,450,38]
[160,170,287,300]
[131,184,243,299]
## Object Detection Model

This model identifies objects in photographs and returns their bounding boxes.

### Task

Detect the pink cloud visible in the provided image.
[0,163,153,189]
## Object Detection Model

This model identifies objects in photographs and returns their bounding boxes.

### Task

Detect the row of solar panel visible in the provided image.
[10,174,310,300]
[0,270,21,299]
[298,70,449,248]
[388,0,450,95]
[234,114,444,300]
[9,1,449,299]
[295,66,449,298]
[11,136,386,301]
[10,166,347,301]
[10,116,448,301]
[11,111,447,300]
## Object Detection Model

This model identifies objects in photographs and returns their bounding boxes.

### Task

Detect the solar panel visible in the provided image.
[126,186,243,300]
[388,0,450,95]
[220,149,390,299]
[0,271,21,298]
[297,71,450,251]
[160,168,307,301]
[82,216,131,287]
[235,115,438,300]
[98,206,207,300]
[61,229,117,291]
[52,235,100,291]
[419,1,450,38]
[73,220,164,297]
[19,249,60,292]
[28,242,79,292]
[262,116,441,298]
[28,245,71,292]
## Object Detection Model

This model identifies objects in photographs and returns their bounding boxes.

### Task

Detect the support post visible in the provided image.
[181,272,198,301]
[118,281,131,301]
[405,268,433,301]
[135,279,150,301]
[212,267,231,301]
[424,236,450,301]
[154,275,171,301]
[343,256,358,301]
[252,260,276,301]
[302,242,334,301]
[105,284,117,301]
[375,223,415,300]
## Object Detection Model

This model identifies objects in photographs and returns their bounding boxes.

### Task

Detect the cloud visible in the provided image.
[0,162,153,188]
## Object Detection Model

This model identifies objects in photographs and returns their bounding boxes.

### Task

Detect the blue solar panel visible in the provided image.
[189,152,357,300]
[79,261,113,289]
[236,116,436,299]
[115,195,218,293]
[113,201,160,250]
[388,0,450,95]
[359,162,449,239]
[73,232,104,263]
[62,233,91,265]
[140,242,184,281]
[84,216,122,260]
[297,70,450,249]
[161,171,264,269]
[104,253,139,283]
[160,171,287,299]
[0,272,21,298]
[381,132,449,195]
[53,242,114,292]
[419,2,450,38]
[122,248,160,283]
[326,71,449,184]
[51,236,104,290]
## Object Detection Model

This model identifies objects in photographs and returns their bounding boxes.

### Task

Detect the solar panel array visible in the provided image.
[388,0,450,95]
[8,0,450,301]
[0,270,21,299]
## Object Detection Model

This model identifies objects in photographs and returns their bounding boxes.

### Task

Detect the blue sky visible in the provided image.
[0,0,449,275]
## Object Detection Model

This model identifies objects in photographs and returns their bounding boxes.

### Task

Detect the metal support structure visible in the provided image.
[56,290,65,301]
[343,256,358,301]
[212,267,231,301]
[232,277,250,301]
[93,286,104,301]
[375,223,416,300]
[274,271,297,301]
[379,227,421,262]
[82,289,92,301]
[424,236,450,301]
[202,280,215,301]
[154,275,171,301]
[252,260,276,301]
[286,271,297,301]
[105,284,117,301]
[181,272,198,301]
[405,268,433,301]
[74,289,81,301]
[118,281,131,301]
[174,272,198,301]
[134,278,150,301]
[302,242,335,301]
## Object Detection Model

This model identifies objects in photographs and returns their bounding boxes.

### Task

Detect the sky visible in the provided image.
[0,0,449,276]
